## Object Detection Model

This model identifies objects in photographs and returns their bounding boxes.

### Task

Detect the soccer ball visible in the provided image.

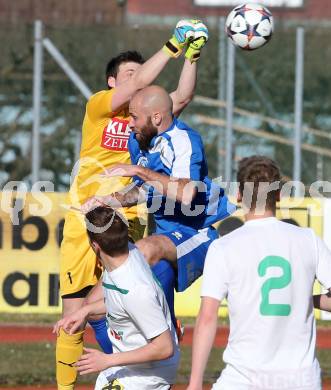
[225,3,274,50]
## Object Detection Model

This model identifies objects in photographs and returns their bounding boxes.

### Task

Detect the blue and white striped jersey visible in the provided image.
[128,117,235,233]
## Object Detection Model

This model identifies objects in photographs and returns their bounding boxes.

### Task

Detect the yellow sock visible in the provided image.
[57,385,75,390]
[56,328,84,390]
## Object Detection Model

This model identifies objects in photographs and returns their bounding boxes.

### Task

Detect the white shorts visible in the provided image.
[212,364,322,390]
[212,380,321,390]
[95,365,174,390]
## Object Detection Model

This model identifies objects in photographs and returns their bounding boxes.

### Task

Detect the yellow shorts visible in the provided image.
[59,210,146,297]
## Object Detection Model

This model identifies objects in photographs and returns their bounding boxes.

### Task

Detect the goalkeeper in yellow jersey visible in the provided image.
[56,20,209,390]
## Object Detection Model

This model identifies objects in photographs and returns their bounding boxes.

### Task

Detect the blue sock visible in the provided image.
[152,260,176,327]
[88,317,113,354]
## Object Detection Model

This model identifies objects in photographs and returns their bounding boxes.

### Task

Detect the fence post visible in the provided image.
[43,38,92,100]
[293,27,305,193]
[218,17,226,180]
[225,40,236,184]
[32,20,43,185]
[42,37,93,164]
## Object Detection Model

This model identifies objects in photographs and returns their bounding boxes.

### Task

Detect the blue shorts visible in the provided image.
[161,225,219,292]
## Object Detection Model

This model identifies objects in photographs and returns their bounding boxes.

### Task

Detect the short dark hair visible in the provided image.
[105,50,145,86]
[85,206,128,257]
[237,156,281,212]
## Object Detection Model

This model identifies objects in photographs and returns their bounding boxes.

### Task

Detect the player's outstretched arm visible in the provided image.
[111,21,196,113]
[133,167,197,206]
[170,20,209,117]
[313,289,331,312]
[104,164,197,206]
[81,184,145,212]
[75,329,173,375]
[187,297,219,390]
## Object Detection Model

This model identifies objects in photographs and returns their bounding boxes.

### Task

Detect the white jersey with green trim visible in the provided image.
[202,217,331,389]
[101,243,179,384]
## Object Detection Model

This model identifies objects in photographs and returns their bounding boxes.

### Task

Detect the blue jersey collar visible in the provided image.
[150,116,177,148]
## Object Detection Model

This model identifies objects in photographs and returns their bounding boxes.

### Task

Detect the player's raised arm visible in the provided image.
[110,20,198,113]
[170,20,209,117]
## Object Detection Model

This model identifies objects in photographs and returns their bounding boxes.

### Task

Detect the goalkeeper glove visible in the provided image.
[185,20,209,62]
[163,20,195,58]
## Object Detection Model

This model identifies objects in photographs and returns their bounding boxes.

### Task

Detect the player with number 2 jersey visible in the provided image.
[188,156,331,390]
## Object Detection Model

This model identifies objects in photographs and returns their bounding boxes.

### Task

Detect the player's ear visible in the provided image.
[90,241,100,254]
[108,76,116,88]
[152,112,162,126]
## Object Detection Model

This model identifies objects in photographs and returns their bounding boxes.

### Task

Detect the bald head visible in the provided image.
[131,85,173,117]
[128,85,175,150]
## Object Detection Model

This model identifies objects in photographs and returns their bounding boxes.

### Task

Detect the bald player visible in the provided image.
[83,85,235,329]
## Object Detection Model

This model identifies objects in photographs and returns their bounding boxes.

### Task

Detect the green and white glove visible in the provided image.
[163,19,196,58]
[185,20,209,62]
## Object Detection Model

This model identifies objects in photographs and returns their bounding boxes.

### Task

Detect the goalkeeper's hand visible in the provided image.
[185,20,209,62]
[163,19,196,58]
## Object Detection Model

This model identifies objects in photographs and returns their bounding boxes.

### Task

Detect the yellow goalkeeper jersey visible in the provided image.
[69,89,136,219]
